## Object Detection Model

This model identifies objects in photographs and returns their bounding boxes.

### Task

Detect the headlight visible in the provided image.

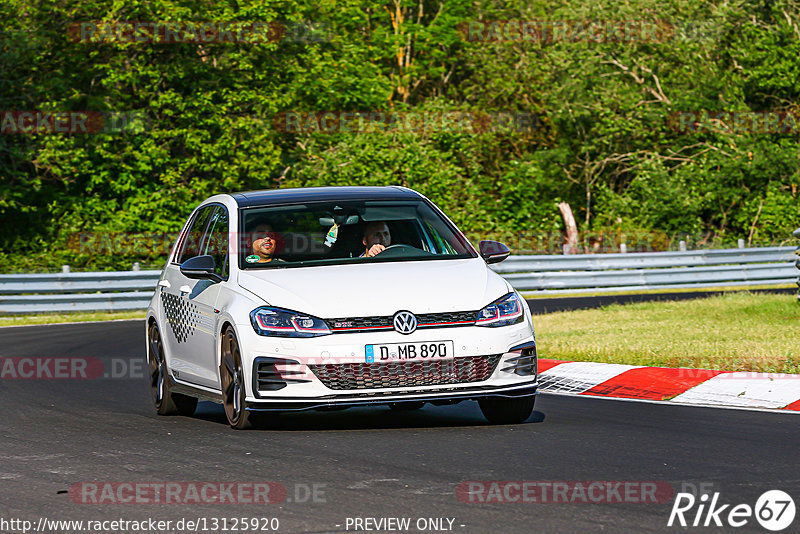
[476,293,524,327]
[250,307,331,337]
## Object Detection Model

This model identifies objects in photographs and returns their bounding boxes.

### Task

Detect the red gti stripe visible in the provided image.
[419,321,474,327]
[258,324,295,331]
[330,325,392,331]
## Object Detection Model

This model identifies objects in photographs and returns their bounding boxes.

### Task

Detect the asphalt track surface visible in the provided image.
[1,321,799,534]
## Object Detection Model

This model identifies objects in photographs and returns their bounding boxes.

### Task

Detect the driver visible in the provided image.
[361,221,391,257]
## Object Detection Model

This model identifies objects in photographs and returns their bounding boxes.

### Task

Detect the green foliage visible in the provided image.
[1,0,799,272]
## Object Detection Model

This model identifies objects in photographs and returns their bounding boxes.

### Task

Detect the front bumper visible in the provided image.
[236,319,537,404]
[245,381,537,412]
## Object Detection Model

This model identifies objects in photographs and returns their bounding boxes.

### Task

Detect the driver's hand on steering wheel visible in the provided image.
[365,244,386,257]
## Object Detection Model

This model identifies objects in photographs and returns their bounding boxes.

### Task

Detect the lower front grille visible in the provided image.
[253,357,311,396]
[308,355,502,390]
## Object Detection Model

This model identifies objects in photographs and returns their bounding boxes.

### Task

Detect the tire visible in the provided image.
[390,401,425,411]
[478,395,535,425]
[220,326,253,430]
[147,322,198,417]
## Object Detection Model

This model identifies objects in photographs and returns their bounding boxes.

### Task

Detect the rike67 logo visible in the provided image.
[668,490,796,531]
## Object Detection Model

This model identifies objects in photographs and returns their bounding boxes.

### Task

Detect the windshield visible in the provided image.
[238,200,477,268]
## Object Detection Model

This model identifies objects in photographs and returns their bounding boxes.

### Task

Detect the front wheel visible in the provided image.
[478,396,535,425]
[147,322,197,416]
[220,326,253,430]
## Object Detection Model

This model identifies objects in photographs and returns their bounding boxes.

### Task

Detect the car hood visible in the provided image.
[237,258,510,317]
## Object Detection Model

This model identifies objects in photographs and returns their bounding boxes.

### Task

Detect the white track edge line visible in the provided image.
[539,391,800,414]
[0,318,144,329]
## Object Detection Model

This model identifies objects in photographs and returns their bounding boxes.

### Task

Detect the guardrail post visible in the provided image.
[620,243,627,254]
[61,265,70,273]
[738,239,745,249]
[679,241,687,252]
[558,202,578,255]
[132,262,140,271]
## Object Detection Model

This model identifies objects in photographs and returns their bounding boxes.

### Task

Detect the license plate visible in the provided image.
[365,341,454,363]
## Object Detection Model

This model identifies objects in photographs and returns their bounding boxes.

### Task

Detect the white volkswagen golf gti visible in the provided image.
[146,186,538,428]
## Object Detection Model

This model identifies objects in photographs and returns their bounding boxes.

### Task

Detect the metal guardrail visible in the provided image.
[0,246,797,314]
[0,270,162,294]
[492,246,797,295]
[0,271,161,313]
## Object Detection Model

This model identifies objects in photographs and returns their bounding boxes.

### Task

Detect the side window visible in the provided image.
[201,206,229,279]
[177,206,213,264]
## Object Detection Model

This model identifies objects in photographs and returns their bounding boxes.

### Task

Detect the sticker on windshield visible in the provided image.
[245,254,261,263]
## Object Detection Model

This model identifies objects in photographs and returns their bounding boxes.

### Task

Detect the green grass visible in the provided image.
[523,283,796,299]
[534,292,800,373]
[0,311,145,327]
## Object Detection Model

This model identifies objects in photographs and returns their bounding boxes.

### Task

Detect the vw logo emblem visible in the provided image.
[393,311,417,334]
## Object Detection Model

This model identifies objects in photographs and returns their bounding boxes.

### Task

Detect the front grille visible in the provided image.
[328,311,478,333]
[308,354,502,390]
[329,316,391,331]
[417,311,478,326]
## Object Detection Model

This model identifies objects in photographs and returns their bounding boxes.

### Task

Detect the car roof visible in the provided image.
[231,186,423,208]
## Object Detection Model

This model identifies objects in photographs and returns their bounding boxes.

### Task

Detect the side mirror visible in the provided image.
[479,240,511,264]
[180,255,223,283]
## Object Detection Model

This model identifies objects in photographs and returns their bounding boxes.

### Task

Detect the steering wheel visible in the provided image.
[374,244,429,258]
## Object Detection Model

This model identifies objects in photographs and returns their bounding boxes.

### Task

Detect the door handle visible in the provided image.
[179,285,191,294]
[158,280,171,289]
